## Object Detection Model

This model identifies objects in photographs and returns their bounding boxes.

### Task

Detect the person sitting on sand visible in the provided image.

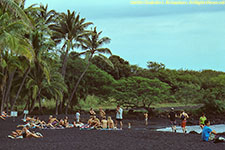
[93,116,101,128]
[64,116,69,128]
[199,113,207,129]
[168,108,177,132]
[99,107,106,119]
[202,120,217,141]
[80,116,99,130]
[101,116,108,129]
[107,116,114,129]
[59,119,65,127]
[144,112,148,125]
[87,116,94,125]
[46,115,59,128]
[89,108,96,116]
[180,110,189,133]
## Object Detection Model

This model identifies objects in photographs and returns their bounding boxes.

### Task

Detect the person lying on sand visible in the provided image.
[9,126,43,139]
[8,129,23,139]
[21,125,43,138]
[107,116,114,129]
[1,111,9,120]
[0,115,5,120]
[101,116,108,129]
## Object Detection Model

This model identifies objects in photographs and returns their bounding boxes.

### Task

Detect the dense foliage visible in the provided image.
[0,0,224,115]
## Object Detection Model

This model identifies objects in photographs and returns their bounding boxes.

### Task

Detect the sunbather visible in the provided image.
[101,116,108,129]
[107,116,114,129]
[21,125,43,138]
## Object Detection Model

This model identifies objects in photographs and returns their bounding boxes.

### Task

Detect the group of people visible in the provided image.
[168,108,189,133]
[4,105,224,142]
[168,108,225,142]
[76,105,124,130]
[7,105,124,139]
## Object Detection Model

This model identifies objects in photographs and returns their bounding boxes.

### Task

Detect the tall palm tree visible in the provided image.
[0,9,34,113]
[50,10,92,113]
[66,27,112,113]
[10,4,56,113]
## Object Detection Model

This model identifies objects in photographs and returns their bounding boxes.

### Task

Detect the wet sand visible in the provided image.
[0,115,224,150]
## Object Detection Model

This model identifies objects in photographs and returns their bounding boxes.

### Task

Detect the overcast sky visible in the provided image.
[26,0,225,72]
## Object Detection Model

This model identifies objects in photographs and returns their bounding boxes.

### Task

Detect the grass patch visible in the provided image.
[152,103,198,108]
[77,95,117,111]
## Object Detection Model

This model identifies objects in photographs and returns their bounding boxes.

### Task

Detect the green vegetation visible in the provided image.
[0,0,225,115]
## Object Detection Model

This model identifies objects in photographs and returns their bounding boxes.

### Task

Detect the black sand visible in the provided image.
[0,115,224,150]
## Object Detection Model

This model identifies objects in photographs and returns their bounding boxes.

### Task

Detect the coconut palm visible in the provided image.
[50,10,93,78]
[66,27,112,113]
[50,10,92,113]
[0,9,34,113]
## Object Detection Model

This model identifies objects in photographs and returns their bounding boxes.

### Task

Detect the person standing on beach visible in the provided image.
[89,108,96,116]
[115,105,123,129]
[99,107,106,120]
[168,108,177,132]
[199,113,207,129]
[180,110,189,133]
[144,112,148,125]
[76,110,80,123]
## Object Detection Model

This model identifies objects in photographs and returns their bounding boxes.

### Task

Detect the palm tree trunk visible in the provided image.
[65,54,93,114]
[0,70,7,113]
[38,95,43,114]
[58,48,69,114]
[4,70,16,107]
[29,88,41,113]
[11,67,30,111]
[0,86,6,114]
[55,97,59,115]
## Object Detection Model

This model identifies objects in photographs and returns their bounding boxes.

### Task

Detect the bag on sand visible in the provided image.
[214,137,225,143]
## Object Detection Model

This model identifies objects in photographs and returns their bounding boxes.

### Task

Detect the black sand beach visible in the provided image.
[0,115,224,150]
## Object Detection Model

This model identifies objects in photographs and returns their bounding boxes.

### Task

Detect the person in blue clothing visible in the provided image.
[202,120,217,141]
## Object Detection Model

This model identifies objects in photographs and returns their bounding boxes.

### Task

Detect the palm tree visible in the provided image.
[0,9,34,113]
[10,4,56,113]
[50,10,92,113]
[66,27,112,113]
[0,0,31,25]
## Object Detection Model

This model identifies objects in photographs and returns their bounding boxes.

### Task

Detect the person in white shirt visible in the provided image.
[76,110,80,123]
[115,105,123,129]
